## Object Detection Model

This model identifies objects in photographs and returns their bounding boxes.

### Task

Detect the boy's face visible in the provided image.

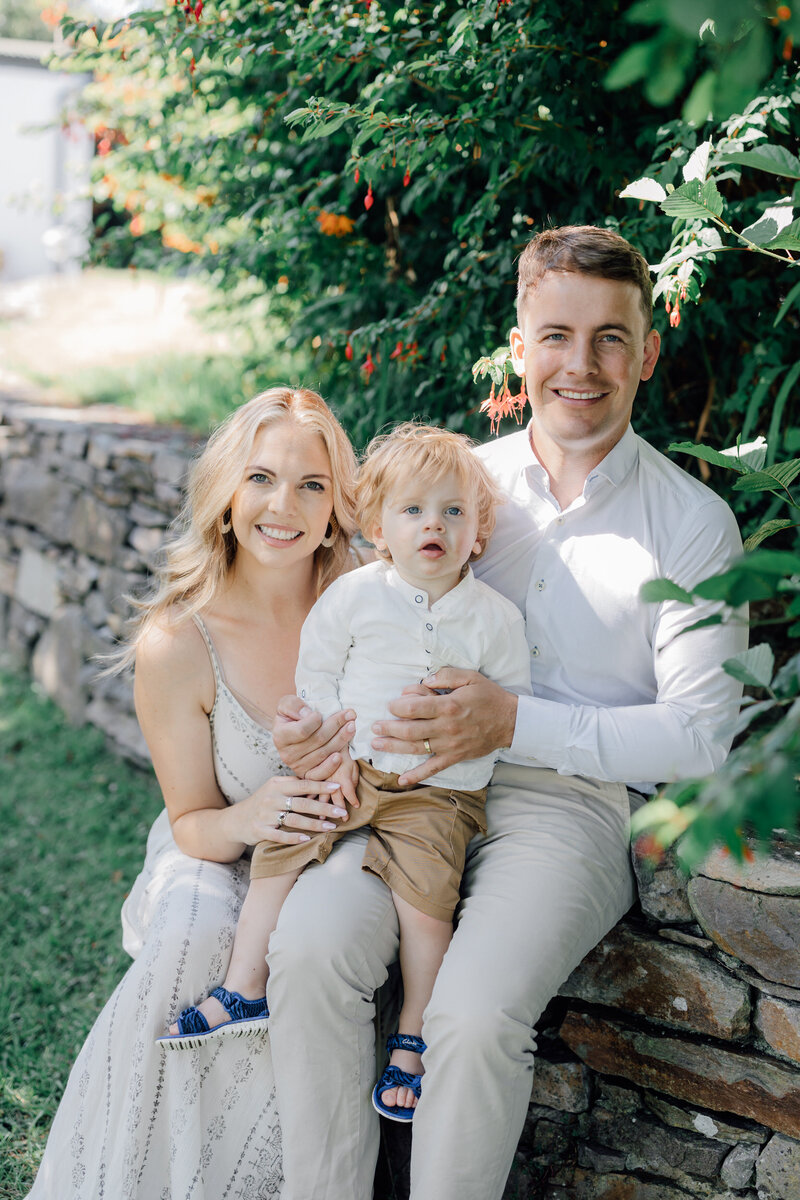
[371,470,482,603]
[510,271,660,469]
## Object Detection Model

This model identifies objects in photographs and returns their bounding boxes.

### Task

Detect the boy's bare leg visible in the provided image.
[379,892,453,1110]
[166,870,300,1033]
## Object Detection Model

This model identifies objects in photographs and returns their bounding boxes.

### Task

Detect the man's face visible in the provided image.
[510,271,660,468]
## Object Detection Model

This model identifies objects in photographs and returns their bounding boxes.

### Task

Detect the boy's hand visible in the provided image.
[328,752,360,810]
[370,668,518,786]
[274,695,356,779]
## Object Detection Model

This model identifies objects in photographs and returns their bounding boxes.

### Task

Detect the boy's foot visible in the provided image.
[372,1033,426,1121]
[156,986,269,1050]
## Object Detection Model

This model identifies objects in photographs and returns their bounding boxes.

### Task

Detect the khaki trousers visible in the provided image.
[268,763,636,1200]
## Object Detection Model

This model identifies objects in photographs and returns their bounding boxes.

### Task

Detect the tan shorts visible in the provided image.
[250,759,487,921]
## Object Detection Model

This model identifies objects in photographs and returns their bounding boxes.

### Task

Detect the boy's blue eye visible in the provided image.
[404,505,421,514]
[445,506,463,517]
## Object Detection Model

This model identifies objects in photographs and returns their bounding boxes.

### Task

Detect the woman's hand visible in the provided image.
[370,668,519,786]
[274,694,356,780]
[222,774,350,848]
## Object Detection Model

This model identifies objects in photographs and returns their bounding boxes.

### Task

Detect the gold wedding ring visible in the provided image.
[423,739,432,755]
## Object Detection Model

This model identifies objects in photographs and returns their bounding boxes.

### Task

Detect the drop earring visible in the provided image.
[220,508,232,533]
[321,517,337,548]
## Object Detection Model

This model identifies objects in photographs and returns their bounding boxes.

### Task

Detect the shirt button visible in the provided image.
[555,516,565,526]
[530,646,540,658]
[536,579,545,592]
[415,594,424,604]
[426,622,433,630]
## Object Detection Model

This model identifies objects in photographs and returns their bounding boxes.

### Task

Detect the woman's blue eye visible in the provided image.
[303,480,325,491]
[249,472,268,483]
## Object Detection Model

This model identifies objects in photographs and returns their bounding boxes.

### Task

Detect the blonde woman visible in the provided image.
[27,388,358,1200]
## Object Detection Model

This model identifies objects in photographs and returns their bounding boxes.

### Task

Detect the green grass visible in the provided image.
[0,669,162,1199]
[28,348,316,436]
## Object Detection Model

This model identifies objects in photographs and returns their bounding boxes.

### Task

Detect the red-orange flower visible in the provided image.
[480,376,527,435]
[316,210,356,237]
[364,184,374,211]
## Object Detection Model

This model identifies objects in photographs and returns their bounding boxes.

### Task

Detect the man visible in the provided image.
[268,226,746,1199]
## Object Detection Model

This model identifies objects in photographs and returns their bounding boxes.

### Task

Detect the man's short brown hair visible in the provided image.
[516,225,653,331]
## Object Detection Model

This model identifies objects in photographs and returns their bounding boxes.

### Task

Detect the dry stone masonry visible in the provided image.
[0,397,198,763]
[3,397,800,1199]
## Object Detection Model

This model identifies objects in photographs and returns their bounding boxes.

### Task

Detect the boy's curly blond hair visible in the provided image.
[355,422,503,561]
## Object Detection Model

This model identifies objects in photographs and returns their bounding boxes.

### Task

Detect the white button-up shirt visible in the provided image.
[474,423,747,791]
[296,560,531,790]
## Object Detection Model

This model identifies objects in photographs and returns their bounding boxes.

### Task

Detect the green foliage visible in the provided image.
[636,436,800,865]
[49,2,694,446]
[0,669,162,1199]
[606,0,800,121]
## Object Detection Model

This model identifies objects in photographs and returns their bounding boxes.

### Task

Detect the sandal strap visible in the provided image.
[387,1033,426,1055]
[210,986,269,1022]
[376,1064,423,1100]
[175,1004,211,1037]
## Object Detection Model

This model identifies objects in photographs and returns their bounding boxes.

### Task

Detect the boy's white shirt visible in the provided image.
[295,559,531,791]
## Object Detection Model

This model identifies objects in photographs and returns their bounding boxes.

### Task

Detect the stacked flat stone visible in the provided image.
[0,397,198,763]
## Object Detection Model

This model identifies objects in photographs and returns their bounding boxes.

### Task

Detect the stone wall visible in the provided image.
[3,396,800,1200]
[504,835,800,1199]
[0,396,199,763]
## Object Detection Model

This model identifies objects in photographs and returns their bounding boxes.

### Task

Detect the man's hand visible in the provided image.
[371,668,519,786]
[274,695,357,795]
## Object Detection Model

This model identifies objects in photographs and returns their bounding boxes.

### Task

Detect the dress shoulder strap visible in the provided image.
[191,613,226,687]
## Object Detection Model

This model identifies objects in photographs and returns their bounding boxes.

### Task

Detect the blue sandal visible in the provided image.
[372,1033,427,1122]
[156,986,269,1050]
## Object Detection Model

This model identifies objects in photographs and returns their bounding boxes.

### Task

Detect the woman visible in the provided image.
[27,388,358,1200]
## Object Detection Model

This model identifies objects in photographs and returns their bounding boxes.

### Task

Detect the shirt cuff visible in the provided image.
[509,694,571,767]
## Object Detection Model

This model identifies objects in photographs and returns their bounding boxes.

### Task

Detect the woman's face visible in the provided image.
[229,419,334,571]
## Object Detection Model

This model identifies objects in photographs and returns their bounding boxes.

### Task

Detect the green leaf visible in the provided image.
[640,578,694,604]
[660,178,724,221]
[667,440,747,473]
[682,70,715,126]
[774,279,800,327]
[733,458,800,495]
[743,519,796,551]
[682,614,724,633]
[604,42,652,91]
[718,144,800,180]
[763,218,800,251]
[722,643,775,690]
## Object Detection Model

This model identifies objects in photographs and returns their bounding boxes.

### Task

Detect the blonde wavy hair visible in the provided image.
[355,422,503,561]
[116,387,357,670]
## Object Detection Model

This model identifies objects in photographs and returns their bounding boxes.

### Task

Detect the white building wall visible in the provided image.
[0,39,92,280]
